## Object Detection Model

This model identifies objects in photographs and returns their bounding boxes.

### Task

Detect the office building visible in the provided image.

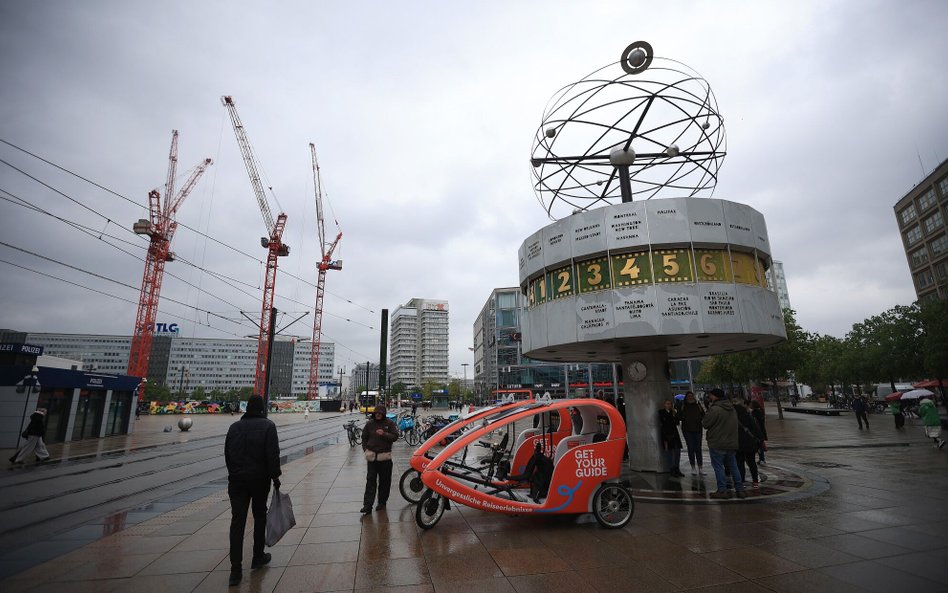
[389,298,449,388]
[473,288,702,400]
[21,331,335,398]
[894,158,948,302]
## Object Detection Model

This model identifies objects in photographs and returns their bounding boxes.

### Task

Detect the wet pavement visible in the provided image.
[1,407,947,593]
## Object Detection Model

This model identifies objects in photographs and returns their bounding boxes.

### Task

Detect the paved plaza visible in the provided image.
[2,406,947,593]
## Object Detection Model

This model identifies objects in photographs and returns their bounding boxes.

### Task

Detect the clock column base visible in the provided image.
[621,351,672,473]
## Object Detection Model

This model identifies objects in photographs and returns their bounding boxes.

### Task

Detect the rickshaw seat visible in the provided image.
[553,433,596,464]
[508,443,554,502]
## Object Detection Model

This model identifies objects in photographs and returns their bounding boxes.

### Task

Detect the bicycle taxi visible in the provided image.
[406,396,634,530]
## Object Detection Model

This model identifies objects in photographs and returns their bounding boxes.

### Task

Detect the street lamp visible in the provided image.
[14,366,40,451]
[461,363,469,404]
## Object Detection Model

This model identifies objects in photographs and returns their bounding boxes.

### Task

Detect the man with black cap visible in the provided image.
[361,404,399,513]
[701,389,746,499]
[224,395,282,586]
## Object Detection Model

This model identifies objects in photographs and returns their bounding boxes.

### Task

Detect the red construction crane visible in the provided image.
[221,95,290,398]
[307,143,342,400]
[128,130,213,396]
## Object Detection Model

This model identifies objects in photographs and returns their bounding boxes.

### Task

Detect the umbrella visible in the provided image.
[902,388,934,400]
[885,392,903,402]
[674,393,686,400]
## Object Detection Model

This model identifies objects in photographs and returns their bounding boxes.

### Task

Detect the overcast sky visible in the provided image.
[1,1,946,377]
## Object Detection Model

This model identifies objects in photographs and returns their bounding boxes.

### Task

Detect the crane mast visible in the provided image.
[221,96,290,398]
[128,130,212,396]
[307,144,342,400]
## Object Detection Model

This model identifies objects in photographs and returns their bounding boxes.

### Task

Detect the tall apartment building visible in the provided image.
[23,332,335,398]
[894,158,948,302]
[769,261,791,311]
[388,298,449,388]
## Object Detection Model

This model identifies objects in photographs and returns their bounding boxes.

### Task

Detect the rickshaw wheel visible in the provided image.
[399,469,426,504]
[415,489,446,529]
[592,484,634,529]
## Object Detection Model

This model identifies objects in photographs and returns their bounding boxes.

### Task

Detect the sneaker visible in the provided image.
[709,490,730,500]
[752,481,760,489]
[229,570,242,586]
[690,466,697,476]
[697,467,704,474]
[250,553,271,569]
[375,503,386,511]
[359,506,372,514]
[736,491,748,499]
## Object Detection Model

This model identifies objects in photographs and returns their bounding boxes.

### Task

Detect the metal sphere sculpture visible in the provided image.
[531,41,727,220]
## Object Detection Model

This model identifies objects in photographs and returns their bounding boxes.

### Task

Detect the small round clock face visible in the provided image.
[627,361,647,381]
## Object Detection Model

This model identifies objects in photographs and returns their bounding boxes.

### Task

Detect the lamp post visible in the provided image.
[461,363,469,404]
[15,366,40,451]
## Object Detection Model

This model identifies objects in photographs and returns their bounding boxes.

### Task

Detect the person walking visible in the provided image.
[734,398,764,488]
[224,395,282,587]
[658,399,684,477]
[361,404,399,513]
[890,400,905,430]
[679,391,705,475]
[919,398,945,449]
[702,389,746,499]
[10,408,50,465]
[750,400,768,464]
[852,395,870,430]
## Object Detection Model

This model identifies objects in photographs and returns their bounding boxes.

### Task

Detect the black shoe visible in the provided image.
[250,553,271,569]
[229,570,242,586]
[375,503,386,511]
[360,506,372,514]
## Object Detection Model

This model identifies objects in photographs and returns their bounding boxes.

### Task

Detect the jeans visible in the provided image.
[364,459,393,508]
[228,478,271,570]
[682,431,703,467]
[708,447,744,492]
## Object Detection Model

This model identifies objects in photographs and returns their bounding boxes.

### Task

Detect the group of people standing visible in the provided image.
[658,389,767,499]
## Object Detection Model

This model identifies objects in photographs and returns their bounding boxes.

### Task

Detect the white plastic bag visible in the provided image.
[265,487,296,546]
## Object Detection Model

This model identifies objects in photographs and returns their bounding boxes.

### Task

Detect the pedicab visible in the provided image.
[413,398,634,530]
[398,393,536,504]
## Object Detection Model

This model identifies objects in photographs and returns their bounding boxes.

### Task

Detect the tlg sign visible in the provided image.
[153,323,180,334]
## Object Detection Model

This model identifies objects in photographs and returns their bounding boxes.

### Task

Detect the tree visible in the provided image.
[847,304,924,393]
[738,309,808,420]
[146,383,172,402]
[390,382,406,398]
[447,379,461,400]
[191,386,206,401]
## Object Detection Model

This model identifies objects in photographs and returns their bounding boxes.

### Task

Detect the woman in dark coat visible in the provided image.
[658,399,684,477]
[750,400,768,463]
[734,399,764,487]
[679,391,705,475]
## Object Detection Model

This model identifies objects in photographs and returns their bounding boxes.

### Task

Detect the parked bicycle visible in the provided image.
[343,420,362,447]
[397,412,419,446]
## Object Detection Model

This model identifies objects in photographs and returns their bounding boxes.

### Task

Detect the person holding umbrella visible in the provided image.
[919,398,945,449]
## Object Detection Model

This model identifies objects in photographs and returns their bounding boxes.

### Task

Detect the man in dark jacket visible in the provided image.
[701,389,746,499]
[225,395,281,586]
[361,404,399,513]
[852,395,869,430]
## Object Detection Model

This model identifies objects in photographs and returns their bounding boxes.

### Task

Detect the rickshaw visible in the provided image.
[412,398,634,530]
[398,395,536,504]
